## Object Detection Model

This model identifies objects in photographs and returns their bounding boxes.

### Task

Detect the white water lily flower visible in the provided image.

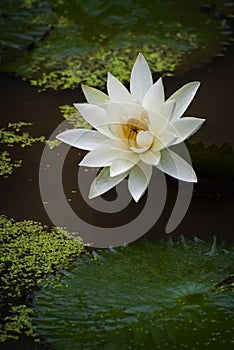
[57,53,205,202]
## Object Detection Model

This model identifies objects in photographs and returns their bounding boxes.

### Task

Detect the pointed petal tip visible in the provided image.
[137,52,144,59]
[88,192,96,200]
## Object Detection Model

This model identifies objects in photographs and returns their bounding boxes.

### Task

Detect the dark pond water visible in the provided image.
[0,42,234,245]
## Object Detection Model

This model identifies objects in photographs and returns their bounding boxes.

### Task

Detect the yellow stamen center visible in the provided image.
[121,118,147,146]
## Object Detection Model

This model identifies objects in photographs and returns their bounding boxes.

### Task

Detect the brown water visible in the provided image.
[0,44,234,245]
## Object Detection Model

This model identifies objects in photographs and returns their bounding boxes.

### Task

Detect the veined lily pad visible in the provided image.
[33,239,234,349]
[1,0,233,90]
[0,0,52,63]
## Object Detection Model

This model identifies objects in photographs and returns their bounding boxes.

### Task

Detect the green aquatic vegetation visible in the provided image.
[0,151,22,177]
[0,215,87,343]
[0,122,45,177]
[0,0,53,64]
[0,122,45,148]
[59,105,92,129]
[0,215,86,298]
[0,305,35,342]
[29,42,188,91]
[188,142,234,180]
[33,238,234,350]
[1,0,232,90]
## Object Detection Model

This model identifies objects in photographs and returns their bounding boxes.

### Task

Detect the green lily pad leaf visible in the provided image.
[33,239,234,349]
[187,141,234,194]
[0,0,53,63]
[1,0,233,90]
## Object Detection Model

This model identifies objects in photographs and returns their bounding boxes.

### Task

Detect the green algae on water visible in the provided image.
[1,0,233,90]
[0,151,22,177]
[33,238,234,350]
[0,215,87,343]
[0,122,45,148]
[0,122,45,177]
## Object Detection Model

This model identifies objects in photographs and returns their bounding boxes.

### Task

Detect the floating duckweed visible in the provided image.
[0,151,22,177]
[0,215,87,343]
[0,122,45,148]
[0,305,35,343]
[45,139,61,149]
[0,122,46,177]
[33,238,234,350]
[30,44,186,91]
[1,0,233,90]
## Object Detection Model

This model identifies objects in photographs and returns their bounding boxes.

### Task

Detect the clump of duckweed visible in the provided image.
[0,151,22,177]
[0,122,45,177]
[30,43,187,91]
[0,305,35,343]
[0,122,45,148]
[33,238,234,350]
[0,215,87,343]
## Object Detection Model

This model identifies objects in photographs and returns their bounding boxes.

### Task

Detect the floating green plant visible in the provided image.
[33,238,234,350]
[0,0,53,64]
[0,215,87,342]
[1,0,233,90]
[0,151,22,177]
[0,122,45,177]
[0,122,45,148]
[188,142,234,179]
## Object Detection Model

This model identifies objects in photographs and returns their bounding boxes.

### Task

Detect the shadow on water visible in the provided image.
[0,43,234,245]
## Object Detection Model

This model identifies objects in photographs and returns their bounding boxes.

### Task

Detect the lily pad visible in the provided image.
[1,0,233,90]
[0,0,53,63]
[33,239,234,349]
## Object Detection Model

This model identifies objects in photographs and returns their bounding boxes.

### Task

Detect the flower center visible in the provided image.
[121,118,147,144]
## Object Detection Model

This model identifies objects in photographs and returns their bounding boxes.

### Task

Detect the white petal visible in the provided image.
[56,129,109,150]
[140,150,161,165]
[142,77,164,110]
[107,73,132,102]
[172,117,206,144]
[82,85,109,105]
[73,102,90,113]
[156,149,197,182]
[130,53,153,103]
[136,131,154,148]
[89,167,128,199]
[130,146,148,154]
[104,102,146,139]
[74,103,107,127]
[111,139,130,152]
[158,100,175,121]
[105,101,144,122]
[147,109,169,135]
[137,160,153,184]
[73,103,114,139]
[167,82,200,121]
[151,131,177,151]
[80,142,134,167]
[128,162,152,202]
[110,158,137,177]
